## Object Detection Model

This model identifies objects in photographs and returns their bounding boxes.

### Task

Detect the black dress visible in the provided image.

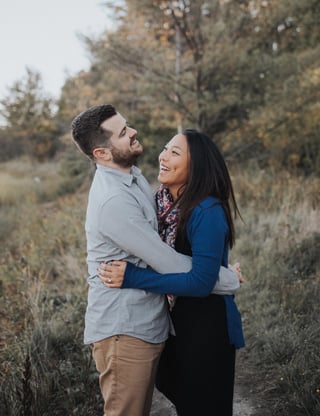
[156,232,236,416]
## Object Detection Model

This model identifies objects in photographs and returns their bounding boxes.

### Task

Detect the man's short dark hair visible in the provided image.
[71,104,117,159]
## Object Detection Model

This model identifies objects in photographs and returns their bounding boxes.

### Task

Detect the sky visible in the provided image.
[0,0,114,100]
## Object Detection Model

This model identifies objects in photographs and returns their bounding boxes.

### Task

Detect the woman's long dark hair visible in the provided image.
[175,129,240,248]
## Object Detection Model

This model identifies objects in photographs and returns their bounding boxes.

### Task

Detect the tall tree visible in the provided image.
[226,0,320,172]
[0,68,60,160]
[58,0,320,174]
[93,0,253,136]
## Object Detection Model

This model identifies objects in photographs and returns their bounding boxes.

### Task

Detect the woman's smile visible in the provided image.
[158,133,190,200]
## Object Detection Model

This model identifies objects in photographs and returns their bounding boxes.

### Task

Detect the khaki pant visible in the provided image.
[92,335,164,416]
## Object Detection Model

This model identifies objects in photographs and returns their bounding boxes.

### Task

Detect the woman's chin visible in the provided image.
[157,173,164,184]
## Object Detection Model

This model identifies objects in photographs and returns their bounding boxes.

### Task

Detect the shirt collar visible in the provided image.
[96,163,142,186]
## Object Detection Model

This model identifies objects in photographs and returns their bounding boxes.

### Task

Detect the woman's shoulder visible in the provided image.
[196,196,222,211]
[187,196,228,234]
[189,196,226,221]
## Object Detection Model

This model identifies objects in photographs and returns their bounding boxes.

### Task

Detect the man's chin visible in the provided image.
[131,144,143,154]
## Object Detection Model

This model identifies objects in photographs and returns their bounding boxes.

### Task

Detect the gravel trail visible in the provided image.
[151,384,255,416]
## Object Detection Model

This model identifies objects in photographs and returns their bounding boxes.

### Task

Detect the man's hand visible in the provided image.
[229,262,245,283]
[98,260,127,288]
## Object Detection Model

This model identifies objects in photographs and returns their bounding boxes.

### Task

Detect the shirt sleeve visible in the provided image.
[122,202,229,297]
[99,192,192,274]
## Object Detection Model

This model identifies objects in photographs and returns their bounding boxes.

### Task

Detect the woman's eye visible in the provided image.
[172,150,179,155]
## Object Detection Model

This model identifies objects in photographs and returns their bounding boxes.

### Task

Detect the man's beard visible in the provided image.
[110,146,141,168]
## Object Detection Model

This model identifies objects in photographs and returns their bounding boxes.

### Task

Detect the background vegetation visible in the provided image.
[0,1,319,415]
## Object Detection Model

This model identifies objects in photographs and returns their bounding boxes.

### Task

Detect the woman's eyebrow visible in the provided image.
[171,145,183,151]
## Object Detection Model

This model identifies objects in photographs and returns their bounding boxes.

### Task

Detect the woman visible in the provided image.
[99,130,244,415]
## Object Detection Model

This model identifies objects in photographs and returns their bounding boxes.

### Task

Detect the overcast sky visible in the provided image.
[0,0,114,100]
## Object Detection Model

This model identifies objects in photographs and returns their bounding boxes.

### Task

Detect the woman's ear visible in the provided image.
[93,147,112,161]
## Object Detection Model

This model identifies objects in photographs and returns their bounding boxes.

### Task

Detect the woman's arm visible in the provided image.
[100,202,229,297]
[99,260,244,291]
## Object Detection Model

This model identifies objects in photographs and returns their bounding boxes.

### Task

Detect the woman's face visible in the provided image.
[158,133,190,199]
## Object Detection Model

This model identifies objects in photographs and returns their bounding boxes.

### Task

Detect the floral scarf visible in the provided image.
[155,185,179,309]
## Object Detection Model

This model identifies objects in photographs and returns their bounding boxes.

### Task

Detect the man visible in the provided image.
[71,104,239,416]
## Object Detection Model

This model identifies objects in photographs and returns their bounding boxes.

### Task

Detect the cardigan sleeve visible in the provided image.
[122,200,229,297]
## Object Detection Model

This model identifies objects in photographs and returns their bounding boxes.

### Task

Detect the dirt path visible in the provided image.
[233,384,255,416]
[151,386,254,416]
[150,352,255,416]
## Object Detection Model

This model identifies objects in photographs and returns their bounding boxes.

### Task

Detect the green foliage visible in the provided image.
[1,1,319,175]
[56,0,320,176]
[0,68,61,161]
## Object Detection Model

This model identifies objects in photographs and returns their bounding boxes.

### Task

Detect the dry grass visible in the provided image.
[0,173,36,205]
[231,169,320,415]
[0,159,319,415]
[0,168,99,414]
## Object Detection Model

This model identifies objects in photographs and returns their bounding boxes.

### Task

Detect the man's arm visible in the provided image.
[100,193,239,293]
[212,266,240,294]
[100,193,191,273]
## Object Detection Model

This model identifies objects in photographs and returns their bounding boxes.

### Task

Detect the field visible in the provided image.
[0,158,319,415]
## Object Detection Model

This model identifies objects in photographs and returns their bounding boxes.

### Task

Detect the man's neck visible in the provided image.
[96,160,132,173]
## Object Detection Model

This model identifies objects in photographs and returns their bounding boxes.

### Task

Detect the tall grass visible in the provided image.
[0,158,102,415]
[231,169,320,415]
[0,159,319,415]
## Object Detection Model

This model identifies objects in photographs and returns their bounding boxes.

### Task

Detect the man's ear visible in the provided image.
[93,147,112,161]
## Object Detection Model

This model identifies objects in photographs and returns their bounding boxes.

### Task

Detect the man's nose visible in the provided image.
[129,127,137,136]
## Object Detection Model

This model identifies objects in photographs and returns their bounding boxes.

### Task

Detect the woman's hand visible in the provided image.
[229,262,245,283]
[98,260,127,288]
